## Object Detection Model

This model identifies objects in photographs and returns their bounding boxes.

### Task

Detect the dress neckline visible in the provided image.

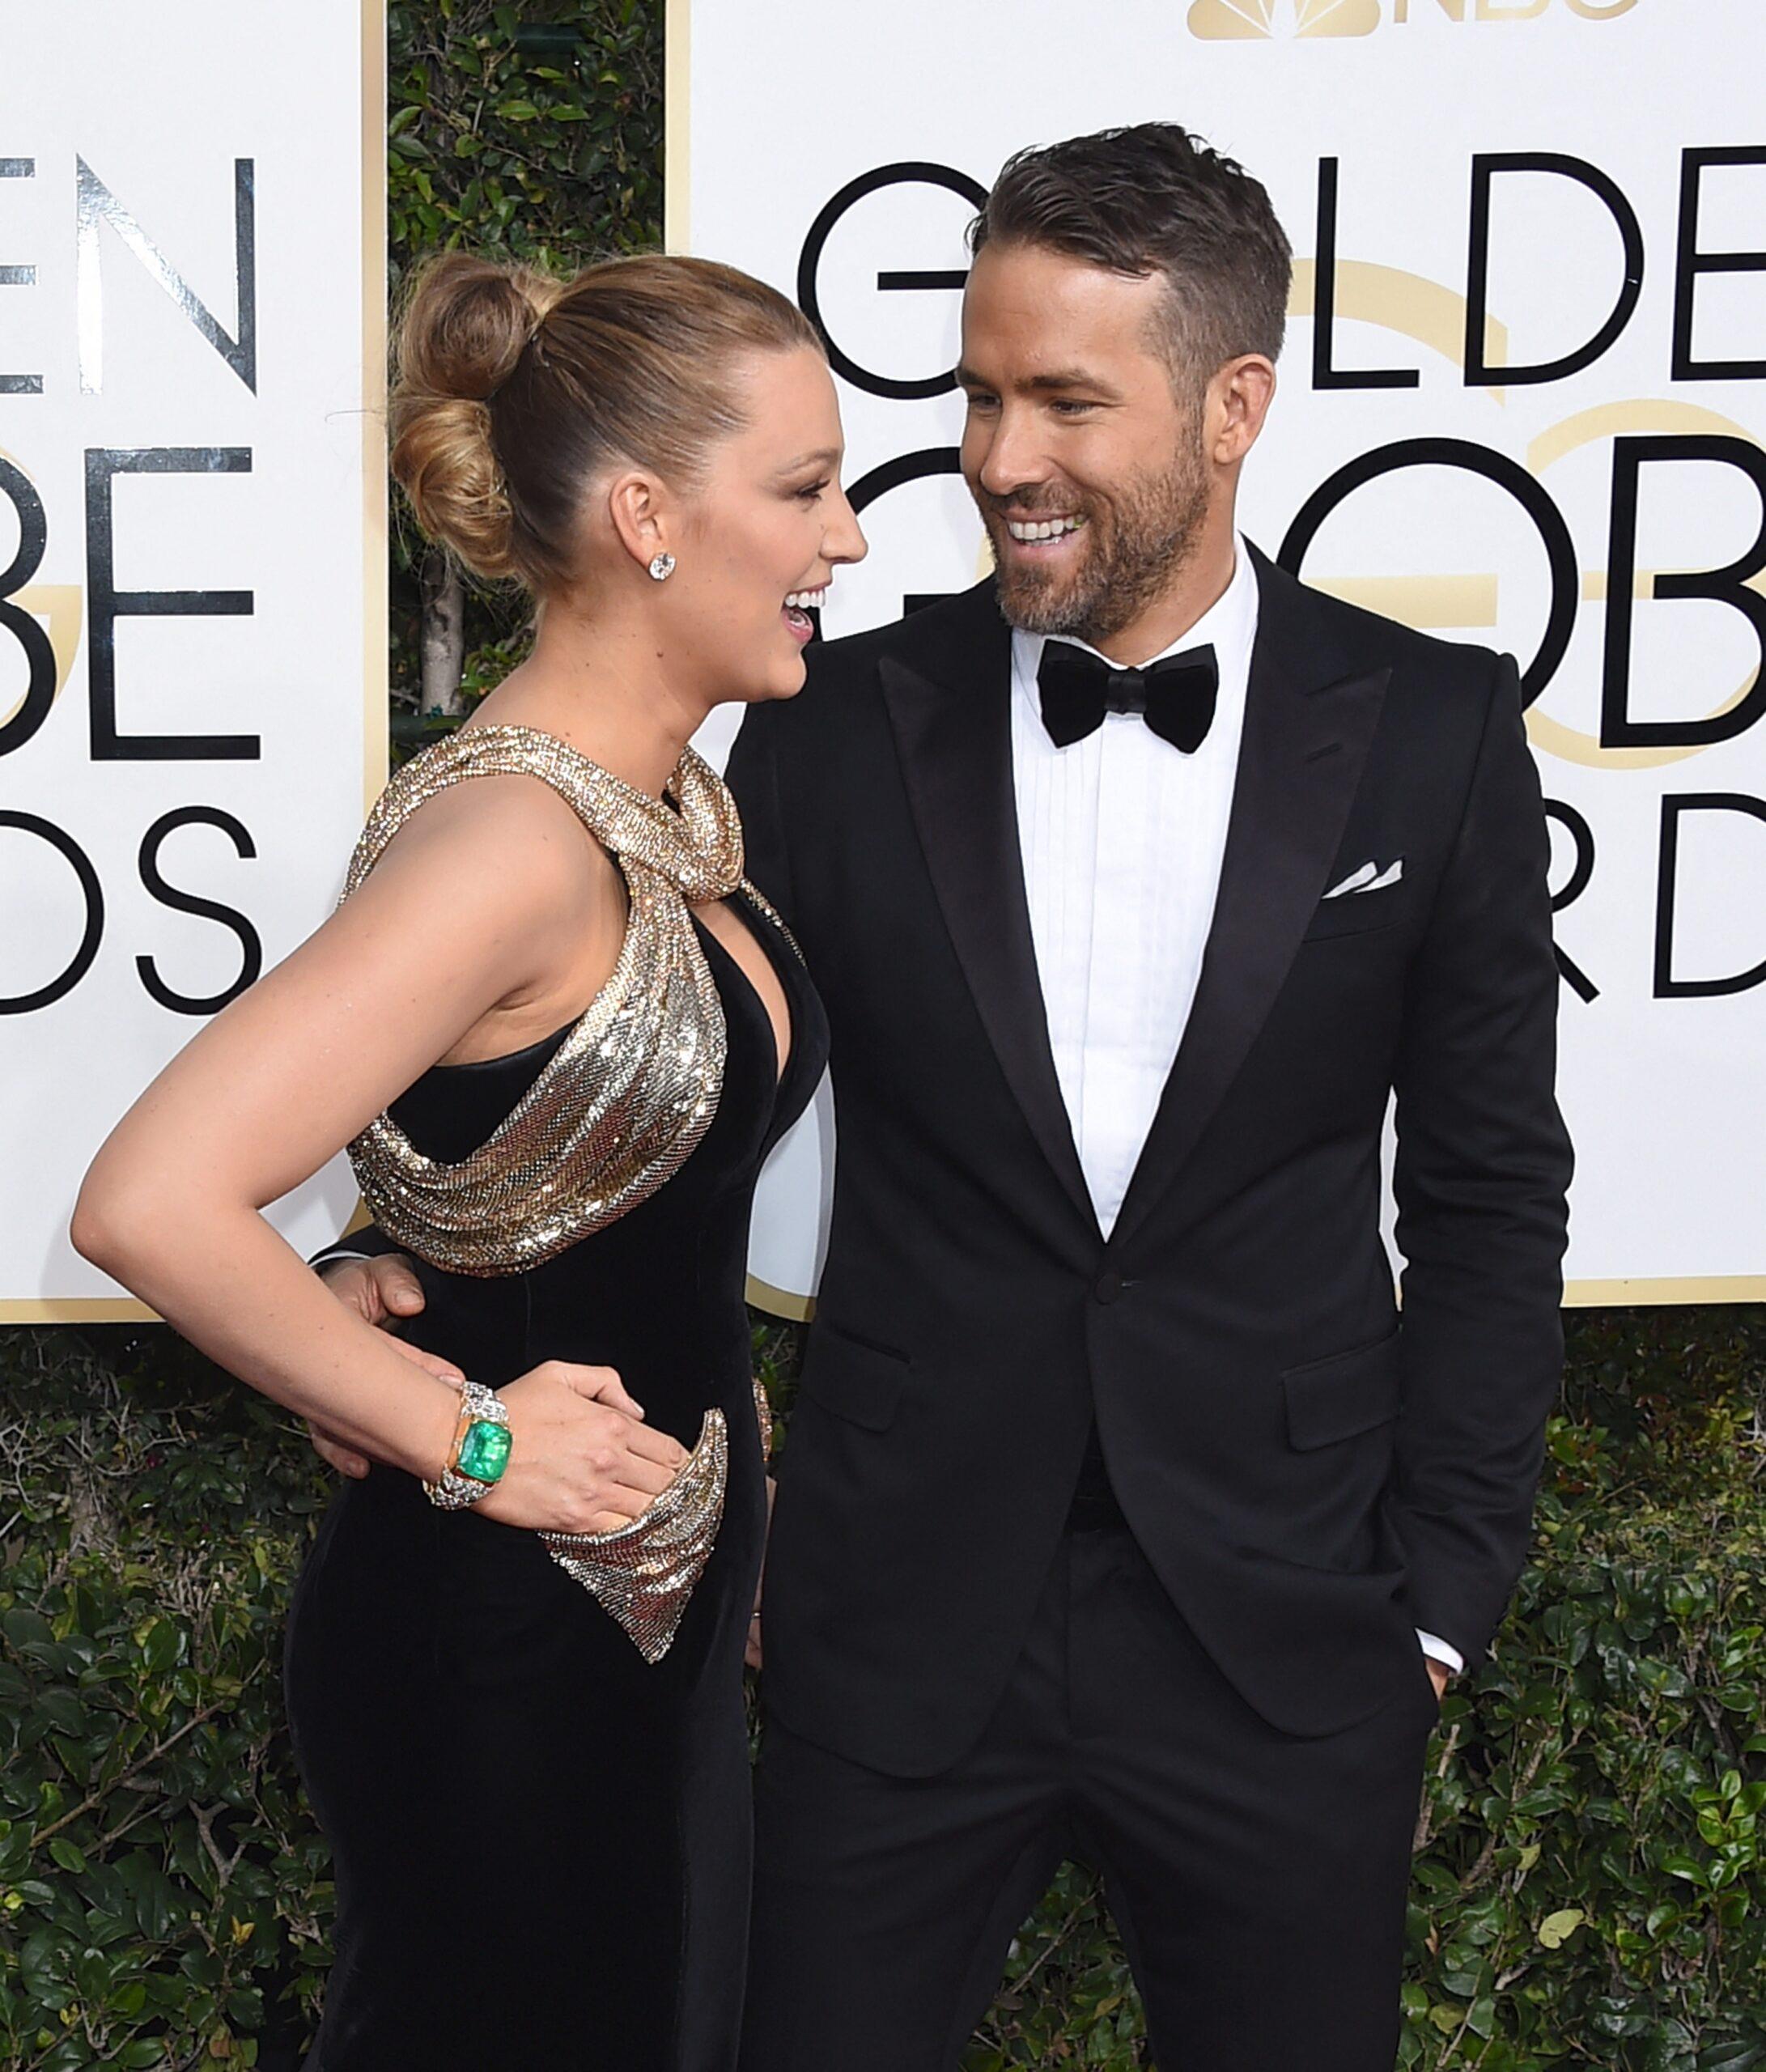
[425,896,796,1092]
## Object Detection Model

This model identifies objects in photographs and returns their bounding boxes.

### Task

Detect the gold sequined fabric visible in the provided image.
[344,724,766,1274]
[541,1409,730,1664]
[341,724,794,1661]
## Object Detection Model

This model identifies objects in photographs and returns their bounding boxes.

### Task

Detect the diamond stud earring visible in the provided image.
[647,552,676,582]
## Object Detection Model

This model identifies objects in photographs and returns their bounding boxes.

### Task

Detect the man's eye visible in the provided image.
[964,393,1000,413]
[1051,401,1095,417]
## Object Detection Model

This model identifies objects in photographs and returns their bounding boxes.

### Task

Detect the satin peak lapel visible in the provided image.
[1112,562,1391,1248]
[878,599,1096,1231]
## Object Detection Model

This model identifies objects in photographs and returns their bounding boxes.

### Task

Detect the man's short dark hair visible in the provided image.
[970,123,1293,388]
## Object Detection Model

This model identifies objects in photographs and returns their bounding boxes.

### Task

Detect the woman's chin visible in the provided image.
[759,646,810,700]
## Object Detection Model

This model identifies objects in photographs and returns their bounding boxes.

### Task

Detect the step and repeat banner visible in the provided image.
[670,0,1765,1312]
[0,2,385,1318]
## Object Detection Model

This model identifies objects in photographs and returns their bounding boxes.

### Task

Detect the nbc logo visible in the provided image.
[1187,0,1381,35]
[1188,0,1636,32]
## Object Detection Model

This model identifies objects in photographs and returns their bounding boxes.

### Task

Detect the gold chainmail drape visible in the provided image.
[344,724,750,1275]
[341,722,793,1660]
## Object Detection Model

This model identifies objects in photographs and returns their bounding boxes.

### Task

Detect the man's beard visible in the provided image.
[981,447,1211,646]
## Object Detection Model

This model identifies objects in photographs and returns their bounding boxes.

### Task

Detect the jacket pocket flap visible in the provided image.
[1301,891,1404,943]
[800,1321,910,1433]
[1282,1328,1402,1450]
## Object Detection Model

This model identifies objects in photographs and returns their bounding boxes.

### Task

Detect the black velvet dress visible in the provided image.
[283,902,826,2072]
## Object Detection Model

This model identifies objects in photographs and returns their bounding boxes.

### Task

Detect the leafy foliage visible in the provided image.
[4,1311,1760,2068]
[0,1331,331,2070]
[384,0,664,724]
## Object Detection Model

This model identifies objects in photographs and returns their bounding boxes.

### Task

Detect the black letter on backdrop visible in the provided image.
[847,446,965,617]
[136,806,262,1014]
[1312,160,1418,392]
[76,157,256,394]
[0,813,103,1013]
[0,457,57,758]
[1672,146,1766,383]
[797,163,987,401]
[1543,799,1598,1004]
[1465,154,1644,387]
[85,448,257,762]
[1279,438,1579,705]
[1654,794,1766,999]
[1603,435,1766,750]
[0,158,40,395]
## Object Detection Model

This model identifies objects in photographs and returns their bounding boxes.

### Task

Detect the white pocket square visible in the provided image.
[1323,859,1403,901]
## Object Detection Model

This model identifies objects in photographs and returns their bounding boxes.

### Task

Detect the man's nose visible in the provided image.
[974,412,1047,501]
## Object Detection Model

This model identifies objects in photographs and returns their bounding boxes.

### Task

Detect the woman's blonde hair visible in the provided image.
[389,250,823,590]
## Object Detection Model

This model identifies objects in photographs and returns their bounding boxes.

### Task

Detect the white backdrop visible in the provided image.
[671,0,1766,1311]
[0,1,384,1317]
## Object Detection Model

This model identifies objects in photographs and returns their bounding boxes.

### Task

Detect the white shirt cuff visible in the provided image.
[1416,1630,1464,1676]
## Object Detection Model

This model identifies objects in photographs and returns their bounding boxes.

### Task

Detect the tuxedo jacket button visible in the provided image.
[1093,1269,1123,1305]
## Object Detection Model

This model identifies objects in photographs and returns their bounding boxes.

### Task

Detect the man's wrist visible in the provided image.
[1416,1628,1464,1677]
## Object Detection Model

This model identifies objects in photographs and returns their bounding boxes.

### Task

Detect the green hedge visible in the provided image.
[1,1311,1763,2069]
[385,0,664,721]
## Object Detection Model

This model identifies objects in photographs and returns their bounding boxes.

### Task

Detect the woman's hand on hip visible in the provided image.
[478,1361,690,1535]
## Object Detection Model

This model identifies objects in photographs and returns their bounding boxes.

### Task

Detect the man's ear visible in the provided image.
[1211,355,1277,468]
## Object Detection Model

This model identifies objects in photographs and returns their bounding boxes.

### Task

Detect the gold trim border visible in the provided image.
[6,1267,1757,1334]
[0,1298,159,1323]
[362,0,389,815]
[664,0,690,255]
[6,0,389,1328]
[745,1274,815,1325]
[7,1274,1762,1331]
[739,1276,1766,1327]
[1562,1276,1766,1308]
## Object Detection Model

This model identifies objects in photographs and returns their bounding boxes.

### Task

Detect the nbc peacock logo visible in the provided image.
[1187,0,1382,36]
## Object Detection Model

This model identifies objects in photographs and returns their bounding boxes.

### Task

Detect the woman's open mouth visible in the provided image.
[783,584,827,644]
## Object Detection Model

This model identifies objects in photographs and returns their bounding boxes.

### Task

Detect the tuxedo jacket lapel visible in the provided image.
[879,587,1097,1231]
[1112,552,1392,1248]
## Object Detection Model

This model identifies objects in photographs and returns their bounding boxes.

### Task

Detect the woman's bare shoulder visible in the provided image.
[357,766,617,915]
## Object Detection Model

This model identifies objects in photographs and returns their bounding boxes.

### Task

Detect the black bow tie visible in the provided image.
[1035,640,1219,754]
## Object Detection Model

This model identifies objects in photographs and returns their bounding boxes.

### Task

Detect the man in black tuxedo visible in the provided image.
[323,125,1569,2070]
[726,125,1569,2070]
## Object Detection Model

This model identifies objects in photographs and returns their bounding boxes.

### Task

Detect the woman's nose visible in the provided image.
[828,491,868,566]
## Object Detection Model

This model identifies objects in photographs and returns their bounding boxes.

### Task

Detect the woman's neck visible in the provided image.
[473,595,709,800]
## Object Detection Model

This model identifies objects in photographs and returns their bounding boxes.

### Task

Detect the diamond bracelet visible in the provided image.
[422,1379,512,1511]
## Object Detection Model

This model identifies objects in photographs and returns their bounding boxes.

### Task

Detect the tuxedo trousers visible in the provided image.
[741,1510,1439,2072]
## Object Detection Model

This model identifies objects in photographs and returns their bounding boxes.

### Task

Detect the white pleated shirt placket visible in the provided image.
[1005,541,1464,1677]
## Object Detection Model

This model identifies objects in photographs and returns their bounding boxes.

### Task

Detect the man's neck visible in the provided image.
[1088,516,1239,669]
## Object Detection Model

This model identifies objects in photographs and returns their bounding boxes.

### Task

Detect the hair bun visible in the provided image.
[388,248,822,596]
[390,253,564,579]
[397,250,557,401]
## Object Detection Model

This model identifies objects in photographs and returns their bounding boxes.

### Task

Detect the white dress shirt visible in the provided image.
[1009,542,1257,1240]
[1008,538,1462,1679]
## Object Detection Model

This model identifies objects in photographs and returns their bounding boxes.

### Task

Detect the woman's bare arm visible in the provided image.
[71,776,686,1520]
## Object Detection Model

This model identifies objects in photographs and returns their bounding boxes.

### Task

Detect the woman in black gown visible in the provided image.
[74,249,860,2070]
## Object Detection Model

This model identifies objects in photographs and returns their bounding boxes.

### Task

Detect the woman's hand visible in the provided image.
[474,1360,690,1535]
